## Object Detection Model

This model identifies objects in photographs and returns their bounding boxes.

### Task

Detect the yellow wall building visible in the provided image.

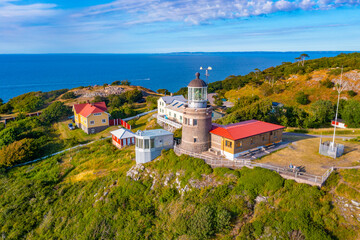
[73,102,109,134]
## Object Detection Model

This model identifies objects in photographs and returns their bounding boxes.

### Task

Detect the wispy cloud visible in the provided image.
[0,0,58,21]
[75,0,360,25]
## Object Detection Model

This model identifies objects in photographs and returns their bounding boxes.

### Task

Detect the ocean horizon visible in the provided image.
[0,51,353,102]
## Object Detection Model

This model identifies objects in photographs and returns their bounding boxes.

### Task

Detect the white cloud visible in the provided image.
[74,0,360,26]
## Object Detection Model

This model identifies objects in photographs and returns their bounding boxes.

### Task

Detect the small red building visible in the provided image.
[110,128,135,149]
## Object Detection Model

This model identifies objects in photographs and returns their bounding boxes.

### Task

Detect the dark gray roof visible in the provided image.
[188,72,207,88]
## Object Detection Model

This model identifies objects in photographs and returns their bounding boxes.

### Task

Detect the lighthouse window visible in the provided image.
[194,138,197,143]
[193,119,197,126]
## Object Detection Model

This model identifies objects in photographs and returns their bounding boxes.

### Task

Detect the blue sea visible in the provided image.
[0,52,350,102]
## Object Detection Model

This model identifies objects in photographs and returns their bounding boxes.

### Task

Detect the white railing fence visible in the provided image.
[174,144,334,186]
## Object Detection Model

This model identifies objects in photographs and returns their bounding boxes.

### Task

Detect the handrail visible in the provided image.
[157,115,182,128]
[174,144,332,186]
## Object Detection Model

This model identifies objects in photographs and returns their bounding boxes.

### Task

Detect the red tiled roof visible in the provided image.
[210,120,285,140]
[73,102,107,118]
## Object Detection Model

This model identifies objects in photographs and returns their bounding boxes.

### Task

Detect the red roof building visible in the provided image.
[210,120,285,160]
[72,102,109,134]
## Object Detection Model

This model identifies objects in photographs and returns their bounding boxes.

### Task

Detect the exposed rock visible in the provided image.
[351,200,360,207]
[255,195,268,204]
[74,86,125,98]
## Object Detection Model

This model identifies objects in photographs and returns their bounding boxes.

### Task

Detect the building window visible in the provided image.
[225,140,232,148]
[137,139,144,148]
[180,116,183,122]
[150,139,155,148]
[144,139,150,149]
[174,113,176,118]
[193,119,197,126]
[90,120,95,125]
[194,138,197,143]
[236,141,242,148]
[184,118,188,125]
[102,119,106,123]
[262,135,265,141]
[250,138,254,145]
[94,113,101,116]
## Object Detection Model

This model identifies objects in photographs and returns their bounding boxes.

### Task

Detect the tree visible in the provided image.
[341,99,360,127]
[40,101,71,124]
[309,100,334,125]
[254,68,261,80]
[0,98,3,106]
[300,53,310,66]
[157,89,170,95]
[295,57,301,66]
[121,80,131,86]
[111,80,121,86]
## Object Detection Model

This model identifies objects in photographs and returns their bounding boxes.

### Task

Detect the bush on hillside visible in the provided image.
[92,96,109,105]
[347,90,357,97]
[40,101,71,124]
[320,78,335,88]
[0,138,36,167]
[295,91,310,105]
[0,102,13,114]
[111,80,121,86]
[61,91,77,99]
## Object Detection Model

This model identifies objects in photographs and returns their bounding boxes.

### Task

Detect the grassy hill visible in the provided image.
[1,138,359,239]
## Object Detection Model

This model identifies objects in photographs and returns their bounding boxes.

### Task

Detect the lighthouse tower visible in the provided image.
[180,72,212,153]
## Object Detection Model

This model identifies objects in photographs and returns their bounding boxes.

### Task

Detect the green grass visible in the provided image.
[0,139,359,240]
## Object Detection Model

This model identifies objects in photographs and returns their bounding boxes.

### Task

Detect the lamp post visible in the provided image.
[200,66,212,83]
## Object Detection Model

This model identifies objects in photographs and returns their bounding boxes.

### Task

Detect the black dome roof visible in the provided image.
[188,72,207,88]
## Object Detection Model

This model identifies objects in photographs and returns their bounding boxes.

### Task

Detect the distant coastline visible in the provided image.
[0,51,352,102]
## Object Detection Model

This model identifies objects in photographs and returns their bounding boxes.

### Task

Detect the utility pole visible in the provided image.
[331,67,347,155]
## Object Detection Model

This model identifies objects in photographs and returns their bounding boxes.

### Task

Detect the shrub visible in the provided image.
[0,138,36,167]
[121,80,131,86]
[61,92,77,99]
[111,80,120,86]
[347,90,357,97]
[188,205,215,238]
[0,102,13,114]
[157,89,170,95]
[295,91,310,105]
[341,99,360,127]
[320,78,335,88]
[40,101,71,124]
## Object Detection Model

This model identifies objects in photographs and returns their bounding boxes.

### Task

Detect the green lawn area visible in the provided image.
[54,113,156,145]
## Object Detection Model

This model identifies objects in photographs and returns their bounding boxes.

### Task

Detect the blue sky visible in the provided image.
[0,0,359,53]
